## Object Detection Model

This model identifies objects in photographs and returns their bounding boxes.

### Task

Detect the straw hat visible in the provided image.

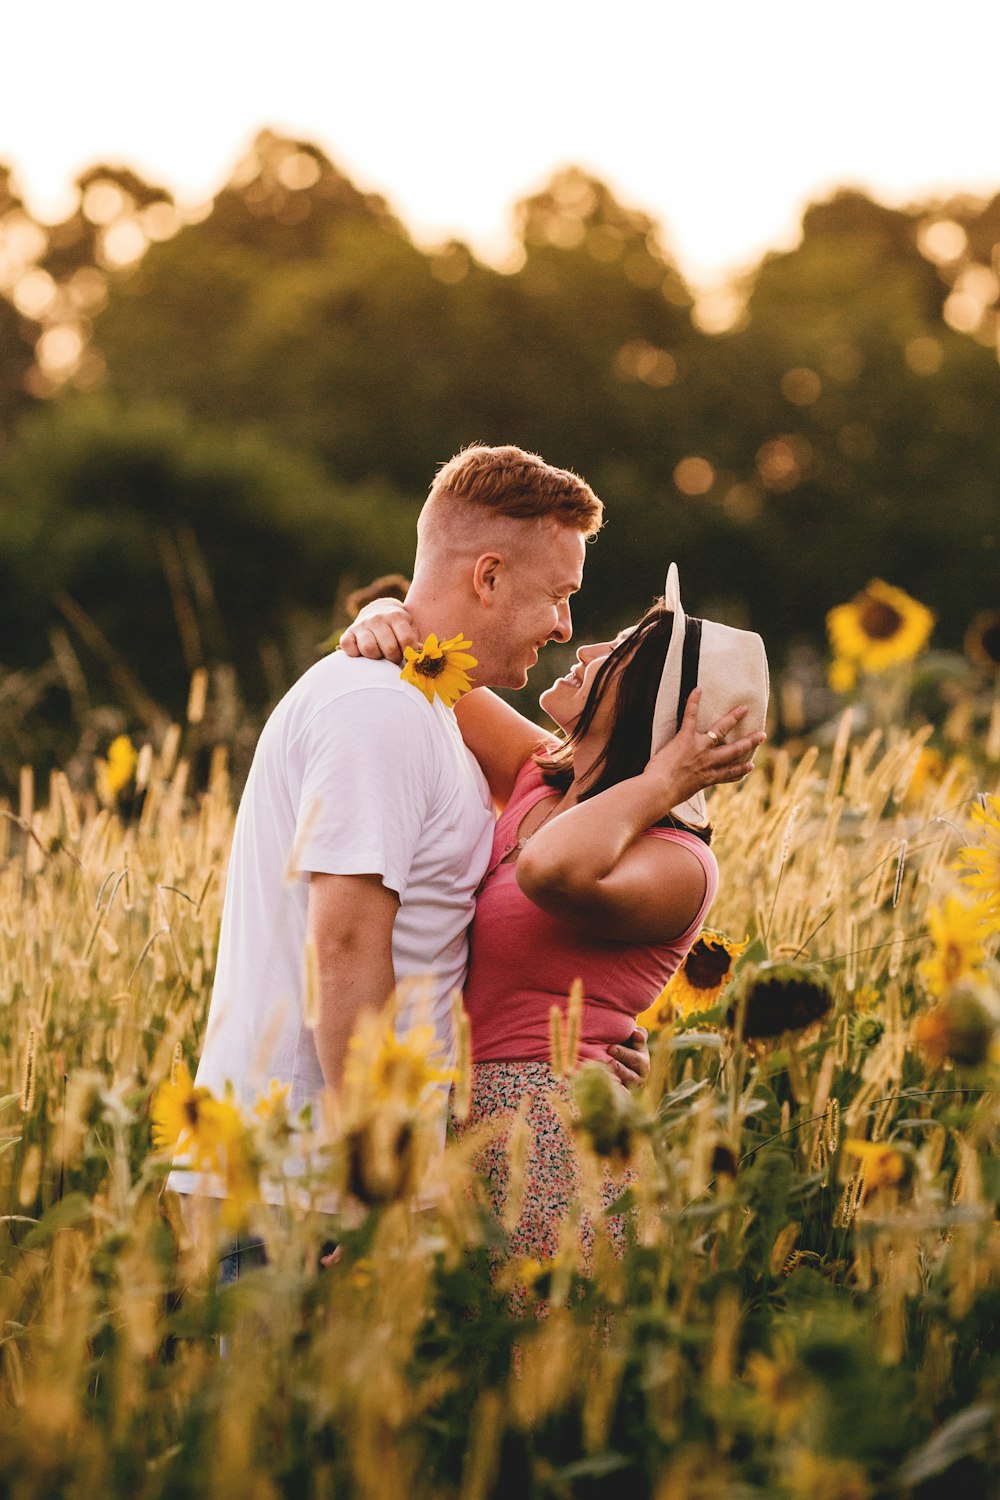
[650,563,770,828]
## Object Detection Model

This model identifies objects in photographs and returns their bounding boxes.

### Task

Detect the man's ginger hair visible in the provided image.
[425,444,603,537]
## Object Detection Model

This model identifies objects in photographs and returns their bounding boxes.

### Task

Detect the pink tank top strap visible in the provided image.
[478,753,558,890]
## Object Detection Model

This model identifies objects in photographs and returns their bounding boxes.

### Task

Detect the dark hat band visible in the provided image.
[676,615,703,733]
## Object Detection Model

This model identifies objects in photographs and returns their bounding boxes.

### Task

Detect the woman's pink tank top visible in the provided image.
[463,757,719,1065]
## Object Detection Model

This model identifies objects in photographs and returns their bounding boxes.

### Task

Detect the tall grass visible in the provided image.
[0,715,997,1498]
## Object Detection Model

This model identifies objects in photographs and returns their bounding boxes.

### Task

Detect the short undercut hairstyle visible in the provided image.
[428,445,604,537]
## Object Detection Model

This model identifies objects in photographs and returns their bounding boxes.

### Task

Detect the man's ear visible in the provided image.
[472,553,503,604]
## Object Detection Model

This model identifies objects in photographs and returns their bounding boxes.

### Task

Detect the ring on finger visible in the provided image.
[706,729,721,745]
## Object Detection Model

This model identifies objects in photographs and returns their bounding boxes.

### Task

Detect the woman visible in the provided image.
[342,579,767,1267]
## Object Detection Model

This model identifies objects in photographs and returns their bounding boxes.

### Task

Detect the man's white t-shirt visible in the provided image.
[168,652,494,1196]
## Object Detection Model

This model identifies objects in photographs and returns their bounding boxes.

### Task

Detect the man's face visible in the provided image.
[481,522,587,690]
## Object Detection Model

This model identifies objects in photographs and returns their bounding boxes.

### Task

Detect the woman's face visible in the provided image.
[539,628,634,735]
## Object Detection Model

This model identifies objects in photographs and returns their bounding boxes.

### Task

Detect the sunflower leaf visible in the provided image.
[735,938,769,970]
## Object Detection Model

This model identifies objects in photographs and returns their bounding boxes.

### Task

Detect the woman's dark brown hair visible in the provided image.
[535,603,712,843]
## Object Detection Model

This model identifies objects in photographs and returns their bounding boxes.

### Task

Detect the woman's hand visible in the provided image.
[339,598,418,665]
[642,686,765,813]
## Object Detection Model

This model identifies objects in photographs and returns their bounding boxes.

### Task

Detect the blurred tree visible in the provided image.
[672,191,1000,648]
[0,165,44,432]
[2,136,998,765]
[93,154,706,631]
[0,396,416,716]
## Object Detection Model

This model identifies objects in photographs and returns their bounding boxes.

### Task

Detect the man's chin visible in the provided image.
[499,660,532,690]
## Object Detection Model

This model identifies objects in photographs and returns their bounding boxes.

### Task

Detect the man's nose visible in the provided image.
[551,597,575,645]
[551,600,573,643]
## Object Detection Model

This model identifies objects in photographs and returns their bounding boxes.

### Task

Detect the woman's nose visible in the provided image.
[578,640,611,663]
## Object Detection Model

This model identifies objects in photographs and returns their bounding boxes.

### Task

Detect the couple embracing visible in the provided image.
[170,444,768,1266]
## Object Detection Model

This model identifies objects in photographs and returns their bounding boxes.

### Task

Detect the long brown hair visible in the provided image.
[535,603,712,843]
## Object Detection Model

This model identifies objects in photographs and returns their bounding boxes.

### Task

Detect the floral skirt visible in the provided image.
[451,1060,633,1268]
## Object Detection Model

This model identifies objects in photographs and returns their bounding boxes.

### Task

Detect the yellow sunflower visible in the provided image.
[638,929,748,1028]
[96,734,138,804]
[918,892,993,997]
[827,657,857,695]
[964,609,1000,672]
[344,1016,455,1115]
[151,1061,243,1170]
[903,746,946,807]
[253,1077,291,1121]
[400,633,477,707]
[826,580,935,675]
[954,795,1000,900]
[842,1138,909,1195]
[218,1129,261,1231]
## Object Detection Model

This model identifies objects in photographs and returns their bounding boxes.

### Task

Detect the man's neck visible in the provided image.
[404,587,497,683]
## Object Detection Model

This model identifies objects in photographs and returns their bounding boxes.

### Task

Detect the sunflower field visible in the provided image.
[1,668,999,1498]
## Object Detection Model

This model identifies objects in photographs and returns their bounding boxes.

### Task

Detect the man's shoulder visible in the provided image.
[280,653,418,717]
[268,653,448,753]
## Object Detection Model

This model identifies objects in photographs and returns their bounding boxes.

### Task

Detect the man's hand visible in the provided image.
[608,1025,650,1089]
[339,598,419,666]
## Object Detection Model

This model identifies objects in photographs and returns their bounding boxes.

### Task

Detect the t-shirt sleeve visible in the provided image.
[289,687,437,899]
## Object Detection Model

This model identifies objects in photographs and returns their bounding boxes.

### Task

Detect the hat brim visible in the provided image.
[650,564,769,828]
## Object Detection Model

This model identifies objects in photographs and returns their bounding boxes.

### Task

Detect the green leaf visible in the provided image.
[664,1031,725,1052]
[735,938,769,970]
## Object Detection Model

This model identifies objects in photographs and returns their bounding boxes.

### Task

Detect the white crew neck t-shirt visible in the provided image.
[168,652,494,1196]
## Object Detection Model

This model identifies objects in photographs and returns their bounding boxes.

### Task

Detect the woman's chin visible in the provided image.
[539,685,573,732]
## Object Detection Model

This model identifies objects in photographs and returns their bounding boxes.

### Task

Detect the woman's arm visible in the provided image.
[339,597,554,808]
[517,690,763,943]
[454,690,555,809]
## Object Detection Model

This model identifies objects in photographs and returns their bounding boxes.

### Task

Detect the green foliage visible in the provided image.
[2,134,1000,780]
[0,396,416,737]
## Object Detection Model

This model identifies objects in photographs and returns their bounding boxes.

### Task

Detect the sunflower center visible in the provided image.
[943,941,963,984]
[183,1097,202,1128]
[686,940,733,990]
[859,598,903,640]
[414,655,447,679]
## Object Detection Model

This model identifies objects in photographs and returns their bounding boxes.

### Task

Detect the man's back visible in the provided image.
[186,651,493,1126]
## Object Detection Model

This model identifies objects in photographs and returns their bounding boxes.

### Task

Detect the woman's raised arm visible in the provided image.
[339,597,555,810]
[517,691,763,943]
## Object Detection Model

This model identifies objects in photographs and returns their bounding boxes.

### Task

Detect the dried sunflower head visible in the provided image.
[726,961,834,1040]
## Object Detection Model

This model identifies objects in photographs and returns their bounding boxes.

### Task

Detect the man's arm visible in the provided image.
[307,872,400,1088]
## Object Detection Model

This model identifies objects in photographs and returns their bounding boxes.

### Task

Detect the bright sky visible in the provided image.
[2,0,998,287]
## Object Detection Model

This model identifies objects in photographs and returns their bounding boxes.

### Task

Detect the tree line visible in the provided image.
[1,130,998,778]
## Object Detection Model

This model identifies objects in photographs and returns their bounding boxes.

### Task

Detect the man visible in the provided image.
[170,444,645,1209]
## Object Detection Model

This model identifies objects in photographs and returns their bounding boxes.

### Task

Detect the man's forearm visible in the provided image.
[312,940,397,1089]
[306,871,400,1091]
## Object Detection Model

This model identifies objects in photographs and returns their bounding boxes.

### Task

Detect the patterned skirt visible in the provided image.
[451,1059,634,1268]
